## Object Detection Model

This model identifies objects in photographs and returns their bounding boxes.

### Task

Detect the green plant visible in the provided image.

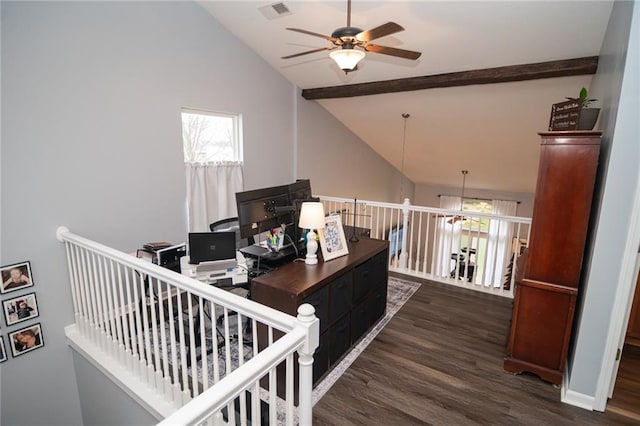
[566,86,597,108]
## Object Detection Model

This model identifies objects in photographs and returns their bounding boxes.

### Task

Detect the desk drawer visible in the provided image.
[372,250,389,286]
[303,284,329,333]
[353,258,374,302]
[369,286,387,325]
[330,273,352,323]
[351,299,369,344]
[329,314,351,365]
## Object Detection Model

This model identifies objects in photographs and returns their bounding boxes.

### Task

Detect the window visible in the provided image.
[181,109,243,163]
[460,199,493,283]
[461,199,492,232]
[181,108,244,232]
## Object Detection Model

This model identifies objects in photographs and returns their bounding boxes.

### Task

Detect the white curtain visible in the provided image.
[483,199,518,287]
[432,195,462,278]
[185,161,244,232]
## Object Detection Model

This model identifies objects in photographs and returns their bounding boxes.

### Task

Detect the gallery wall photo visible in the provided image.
[1,260,45,360]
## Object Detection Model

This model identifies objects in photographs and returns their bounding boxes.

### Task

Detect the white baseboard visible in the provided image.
[561,372,595,411]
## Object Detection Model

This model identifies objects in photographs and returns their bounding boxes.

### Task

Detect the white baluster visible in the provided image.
[187,295,198,397]
[268,327,276,426]
[237,312,247,426]
[399,198,410,269]
[285,353,294,426]
[115,263,130,367]
[199,297,208,392]
[296,304,318,426]
[223,307,235,425]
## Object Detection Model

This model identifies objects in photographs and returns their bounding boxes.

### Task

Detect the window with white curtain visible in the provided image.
[434,196,517,285]
[460,199,492,283]
[181,109,243,163]
[181,108,244,232]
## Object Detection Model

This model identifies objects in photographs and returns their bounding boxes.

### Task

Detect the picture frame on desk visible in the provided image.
[319,215,349,261]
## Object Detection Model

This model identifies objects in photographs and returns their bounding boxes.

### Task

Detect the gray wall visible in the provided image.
[1,1,294,424]
[296,95,415,203]
[567,0,639,397]
[72,351,157,426]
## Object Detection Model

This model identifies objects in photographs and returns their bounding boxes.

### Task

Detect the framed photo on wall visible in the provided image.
[319,214,349,261]
[0,336,7,363]
[1,261,34,294]
[3,292,39,326]
[9,323,44,357]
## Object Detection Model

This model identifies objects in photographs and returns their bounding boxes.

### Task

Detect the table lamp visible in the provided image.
[298,202,325,265]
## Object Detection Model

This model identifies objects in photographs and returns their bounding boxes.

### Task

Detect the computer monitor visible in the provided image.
[156,243,187,273]
[236,179,315,245]
[288,179,312,202]
[188,232,236,265]
[236,184,293,240]
[288,179,315,243]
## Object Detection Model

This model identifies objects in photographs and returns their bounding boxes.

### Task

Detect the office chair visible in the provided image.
[210,217,250,249]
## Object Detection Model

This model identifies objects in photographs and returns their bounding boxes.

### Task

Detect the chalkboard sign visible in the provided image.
[548,100,582,131]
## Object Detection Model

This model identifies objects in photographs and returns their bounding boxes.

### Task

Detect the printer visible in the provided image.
[180,231,249,286]
[180,251,248,286]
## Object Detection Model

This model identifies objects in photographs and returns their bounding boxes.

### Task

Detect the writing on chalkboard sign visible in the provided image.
[548,100,582,131]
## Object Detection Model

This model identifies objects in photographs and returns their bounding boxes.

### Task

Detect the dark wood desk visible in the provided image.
[251,237,389,384]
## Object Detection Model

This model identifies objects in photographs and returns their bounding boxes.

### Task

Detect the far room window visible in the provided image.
[181,109,243,163]
[461,199,492,232]
[460,199,493,283]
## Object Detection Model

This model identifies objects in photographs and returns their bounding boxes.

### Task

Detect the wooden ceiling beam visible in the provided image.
[301,56,598,100]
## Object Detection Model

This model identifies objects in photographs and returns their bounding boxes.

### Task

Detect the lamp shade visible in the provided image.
[298,202,325,230]
[329,48,365,71]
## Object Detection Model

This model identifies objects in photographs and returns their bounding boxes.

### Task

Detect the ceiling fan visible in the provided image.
[281,0,421,72]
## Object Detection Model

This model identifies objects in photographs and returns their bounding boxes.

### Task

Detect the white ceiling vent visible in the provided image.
[258,2,292,20]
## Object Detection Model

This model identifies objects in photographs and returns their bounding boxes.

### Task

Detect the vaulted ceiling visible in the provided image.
[199,1,613,193]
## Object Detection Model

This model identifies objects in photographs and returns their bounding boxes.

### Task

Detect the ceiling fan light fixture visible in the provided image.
[329,48,365,71]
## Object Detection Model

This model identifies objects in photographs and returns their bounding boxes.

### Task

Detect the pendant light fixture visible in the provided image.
[448,170,468,224]
[400,113,410,203]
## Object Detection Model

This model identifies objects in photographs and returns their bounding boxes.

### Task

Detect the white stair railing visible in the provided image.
[319,196,531,298]
[56,226,318,425]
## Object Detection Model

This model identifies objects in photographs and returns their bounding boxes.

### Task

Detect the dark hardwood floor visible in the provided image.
[313,277,639,425]
[609,344,640,420]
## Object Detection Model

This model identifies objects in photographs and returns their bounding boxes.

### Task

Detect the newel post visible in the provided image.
[295,303,319,426]
[399,198,410,270]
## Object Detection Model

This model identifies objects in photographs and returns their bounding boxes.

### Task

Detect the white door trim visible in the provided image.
[594,171,640,411]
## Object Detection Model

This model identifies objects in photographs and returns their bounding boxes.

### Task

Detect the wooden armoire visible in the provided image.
[504,131,601,385]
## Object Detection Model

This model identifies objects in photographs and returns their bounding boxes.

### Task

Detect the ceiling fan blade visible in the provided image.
[364,44,422,60]
[285,28,337,43]
[281,47,335,60]
[447,215,466,225]
[356,22,404,42]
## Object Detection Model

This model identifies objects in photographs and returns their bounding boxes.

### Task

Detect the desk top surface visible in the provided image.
[251,237,388,298]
